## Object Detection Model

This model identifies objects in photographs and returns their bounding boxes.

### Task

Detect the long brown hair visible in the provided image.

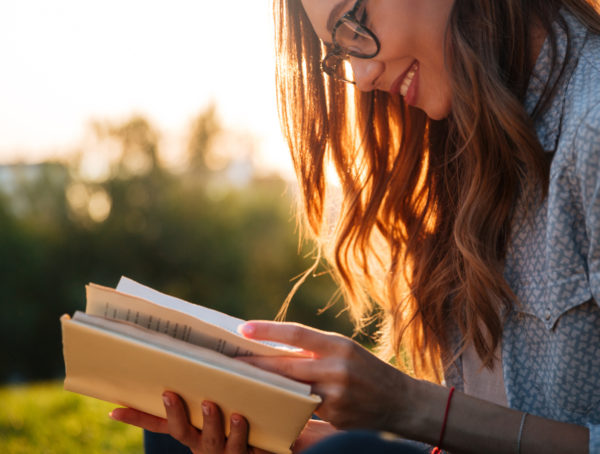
[274,0,600,381]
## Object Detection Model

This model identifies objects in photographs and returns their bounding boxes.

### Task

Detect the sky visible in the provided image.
[0,0,293,176]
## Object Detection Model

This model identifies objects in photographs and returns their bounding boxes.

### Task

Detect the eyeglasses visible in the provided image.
[320,0,381,84]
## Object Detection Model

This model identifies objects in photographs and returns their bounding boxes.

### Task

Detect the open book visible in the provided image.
[61,277,321,454]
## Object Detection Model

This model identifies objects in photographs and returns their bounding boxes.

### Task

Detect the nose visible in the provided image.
[350,57,384,92]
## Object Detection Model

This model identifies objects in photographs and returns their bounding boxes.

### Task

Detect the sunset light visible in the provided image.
[0,0,291,176]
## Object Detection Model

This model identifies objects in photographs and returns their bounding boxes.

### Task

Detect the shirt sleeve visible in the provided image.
[574,102,600,304]
[574,103,600,454]
[588,423,600,454]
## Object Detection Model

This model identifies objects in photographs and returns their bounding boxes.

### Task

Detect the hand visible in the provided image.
[292,420,339,453]
[109,391,271,454]
[238,322,411,432]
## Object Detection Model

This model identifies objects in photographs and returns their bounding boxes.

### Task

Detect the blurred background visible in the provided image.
[0,1,353,452]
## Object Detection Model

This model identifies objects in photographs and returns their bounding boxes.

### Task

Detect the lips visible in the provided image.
[390,59,419,96]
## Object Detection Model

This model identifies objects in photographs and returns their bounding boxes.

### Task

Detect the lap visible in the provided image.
[144,429,192,454]
[143,428,430,454]
[301,430,431,454]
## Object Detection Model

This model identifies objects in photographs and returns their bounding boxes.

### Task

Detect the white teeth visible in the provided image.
[400,63,418,97]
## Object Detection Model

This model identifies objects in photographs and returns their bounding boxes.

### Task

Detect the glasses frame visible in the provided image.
[320,0,381,84]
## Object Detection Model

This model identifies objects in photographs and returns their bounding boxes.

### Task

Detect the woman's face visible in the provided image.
[301,0,455,120]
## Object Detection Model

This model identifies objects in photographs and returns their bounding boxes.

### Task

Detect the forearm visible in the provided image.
[391,378,589,454]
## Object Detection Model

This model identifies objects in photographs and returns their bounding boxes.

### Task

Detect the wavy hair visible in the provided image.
[273,0,600,381]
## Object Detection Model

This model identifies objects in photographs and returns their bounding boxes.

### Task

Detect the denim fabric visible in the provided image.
[144,430,192,454]
[301,431,430,454]
[142,429,431,454]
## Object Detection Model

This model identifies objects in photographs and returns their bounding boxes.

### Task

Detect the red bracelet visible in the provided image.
[431,386,455,454]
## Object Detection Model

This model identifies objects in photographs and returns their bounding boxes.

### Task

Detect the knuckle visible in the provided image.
[337,338,356,359]
[327,385,346,405]
[330,359,352,385]
[169,425,188,442]
[280,359,295,377]
[203,433,223,450]
[289,324,304,345]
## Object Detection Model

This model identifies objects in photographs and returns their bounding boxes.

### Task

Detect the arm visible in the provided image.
[239,321,590,454]
[403,379,589,454]
[572,102,600,454]
[574,103,600,299]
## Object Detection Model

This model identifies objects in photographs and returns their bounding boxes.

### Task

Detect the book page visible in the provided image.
[86,283,305,358]
[115,277,301,352]
[71,311,312,396]
[116,277,244,334]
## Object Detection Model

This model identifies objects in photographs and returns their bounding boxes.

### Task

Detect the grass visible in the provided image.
[0,381,143,453]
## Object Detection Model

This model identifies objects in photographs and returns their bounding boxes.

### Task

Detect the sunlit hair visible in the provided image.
[273,0,600,382]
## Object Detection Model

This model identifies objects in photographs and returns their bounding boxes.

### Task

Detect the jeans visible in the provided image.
[144,429,430,453]
[301,431,431,454]
[144,430,192,454]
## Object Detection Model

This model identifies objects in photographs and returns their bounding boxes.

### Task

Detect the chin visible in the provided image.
[422,100,452,121]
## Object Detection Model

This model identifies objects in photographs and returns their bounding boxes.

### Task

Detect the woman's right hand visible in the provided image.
[109,391,271,454]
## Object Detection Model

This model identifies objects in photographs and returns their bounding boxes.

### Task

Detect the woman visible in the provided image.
[111,0,600,452]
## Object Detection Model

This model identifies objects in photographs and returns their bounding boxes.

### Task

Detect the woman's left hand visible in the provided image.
[109,392,270,454]
[238,321,411,431]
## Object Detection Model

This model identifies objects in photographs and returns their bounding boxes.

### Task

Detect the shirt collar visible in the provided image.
[524,10,589,152]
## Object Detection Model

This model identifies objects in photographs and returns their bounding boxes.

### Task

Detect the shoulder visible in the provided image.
[569,31,600,119]
[573,98,600,156]
[570,100,600,203]
[563,33,600,161]
[579,29,600,75]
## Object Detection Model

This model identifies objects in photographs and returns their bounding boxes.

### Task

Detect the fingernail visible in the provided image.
[162,393,172,407]
[108,410,115,419]
[239,323,255,336]
[202,402,211,416]
[231,414,241,425]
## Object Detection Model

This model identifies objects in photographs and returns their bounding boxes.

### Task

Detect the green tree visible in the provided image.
[0,107,352,383]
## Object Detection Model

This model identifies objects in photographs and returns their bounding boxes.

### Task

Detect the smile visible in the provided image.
[390,60,419,99]
[400,62,418,96]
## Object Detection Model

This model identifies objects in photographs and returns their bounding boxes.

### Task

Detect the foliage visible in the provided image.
[0,381,142,453]
[0,107,354,383]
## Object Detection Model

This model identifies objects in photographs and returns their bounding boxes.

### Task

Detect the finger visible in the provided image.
[237,356,329,382]
[162,392,200,448]
[225,414,249,454]
[109,407,169,433]
[239,321,347,356]
[292,420,338,453]
[200,401,226,453]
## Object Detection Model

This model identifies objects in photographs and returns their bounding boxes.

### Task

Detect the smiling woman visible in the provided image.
[266,0,600,452]
[303,0,454,118]
[109,0,600,453]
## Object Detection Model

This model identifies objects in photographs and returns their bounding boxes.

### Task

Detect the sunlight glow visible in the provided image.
[0,0,292,177]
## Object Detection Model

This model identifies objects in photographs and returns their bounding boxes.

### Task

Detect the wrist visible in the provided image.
[393,378,449,445]
[382,374,429,439]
